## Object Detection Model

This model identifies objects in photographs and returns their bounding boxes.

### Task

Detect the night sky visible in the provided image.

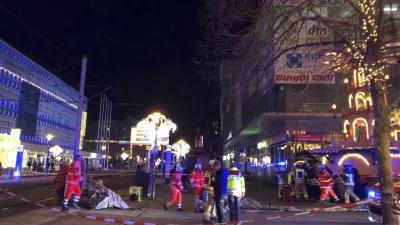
[0,1,219,143]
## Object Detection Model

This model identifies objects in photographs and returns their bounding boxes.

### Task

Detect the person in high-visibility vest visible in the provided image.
[294,164,308,201]
[190,164,205,212]
[342,162,360,203]
[203,159,216,222]
[227,166,245,222]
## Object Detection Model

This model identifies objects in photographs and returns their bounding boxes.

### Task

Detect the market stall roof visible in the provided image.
[298,147,400,155]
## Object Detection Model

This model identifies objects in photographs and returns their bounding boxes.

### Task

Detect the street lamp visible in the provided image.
[101,146,106,169]
[331,104,337,118]
[172,140,190,163]
[45,134,54,178]
[121,152,129,160]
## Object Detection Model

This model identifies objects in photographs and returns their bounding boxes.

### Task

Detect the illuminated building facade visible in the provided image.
[299,67,400,177]
[0,39,87,166]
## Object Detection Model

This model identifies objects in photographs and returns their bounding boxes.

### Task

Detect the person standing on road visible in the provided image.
[227,164,245,222]
[164,165,184,211]
[294,163,308,201]
[318,165,339,202]
[212,160,226,223]
[63,155,83,210]
[342,162,360,203]
[55,161,68,202]
[190,164,205,212]
[203,159,216,222]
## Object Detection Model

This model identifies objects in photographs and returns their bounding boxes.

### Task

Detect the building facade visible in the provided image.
[220,2,351,174]
[0,39,87,168]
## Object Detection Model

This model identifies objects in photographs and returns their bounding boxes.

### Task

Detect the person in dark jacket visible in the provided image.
[212,160,226,223]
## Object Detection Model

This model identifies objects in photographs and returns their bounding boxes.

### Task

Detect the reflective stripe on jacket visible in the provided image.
[203,168,215,188]
[318,170,333,188]
[66,160,82,185]
[190,169,204,188]
[227,167,245,196]
[171,172,183,191]
[295,168,306,180]
[344,173,355,185]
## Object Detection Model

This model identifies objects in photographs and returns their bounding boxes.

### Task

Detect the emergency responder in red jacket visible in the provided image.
[55,161,68,202]
[63,155,83,210]
[190,164,205,212]
[164,165,184,211]
[318,165,339,202]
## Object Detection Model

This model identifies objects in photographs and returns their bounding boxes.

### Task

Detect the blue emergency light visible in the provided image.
[368,190,376,198]
[277,162,286,166]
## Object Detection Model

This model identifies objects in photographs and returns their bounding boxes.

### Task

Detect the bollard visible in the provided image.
[129,186,142,202]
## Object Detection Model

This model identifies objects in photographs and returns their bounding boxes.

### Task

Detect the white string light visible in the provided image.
[0,66,78,109]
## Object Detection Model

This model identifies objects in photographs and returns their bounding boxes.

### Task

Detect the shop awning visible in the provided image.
[226,112,342,146]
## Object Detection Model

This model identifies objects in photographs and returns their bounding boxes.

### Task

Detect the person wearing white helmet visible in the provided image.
[190,164,205,212]
[164,165,184,211]
[342,162,360,203]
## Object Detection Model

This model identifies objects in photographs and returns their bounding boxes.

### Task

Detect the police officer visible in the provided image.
[294,163,308,201]
[342,162,360,203]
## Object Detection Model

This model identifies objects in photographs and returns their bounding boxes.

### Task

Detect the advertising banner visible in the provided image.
[130,127,153,145]
[275,48,335,84]
[294,134,324,142]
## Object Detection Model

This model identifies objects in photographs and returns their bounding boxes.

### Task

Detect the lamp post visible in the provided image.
[136,112,176,200]
[331,104,337,118]
[101,145,106,169]
[45,134,54,178]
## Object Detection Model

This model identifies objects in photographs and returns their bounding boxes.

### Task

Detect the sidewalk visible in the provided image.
[245,180,367,212]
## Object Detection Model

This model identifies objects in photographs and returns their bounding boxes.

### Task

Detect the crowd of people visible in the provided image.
[163,158,245,224]
[276,162,368,203]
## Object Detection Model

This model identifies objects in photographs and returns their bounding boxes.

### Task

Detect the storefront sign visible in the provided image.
[294,134,324,142]
[266,134,288,146]
[323,134,346,142]
[275,74,335,84]
[131,126,154,145]
[257,141,267,149]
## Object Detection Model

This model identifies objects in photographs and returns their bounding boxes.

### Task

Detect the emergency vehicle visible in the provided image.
[367,179,400,223]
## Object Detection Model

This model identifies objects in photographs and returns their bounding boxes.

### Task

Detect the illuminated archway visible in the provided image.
[338,153,370,166]
[293,160,305,166]
[348,94,353,108]
[343,120,350,133]
[353,118,369,140]
[355,92,367,109]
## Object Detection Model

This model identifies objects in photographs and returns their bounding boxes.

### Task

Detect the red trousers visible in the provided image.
[168,189,182,205]
[320,187,337,201]
[194,187,203,196]
[64,184,81,201]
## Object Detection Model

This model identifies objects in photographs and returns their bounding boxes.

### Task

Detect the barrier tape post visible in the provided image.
[0,188,382,225]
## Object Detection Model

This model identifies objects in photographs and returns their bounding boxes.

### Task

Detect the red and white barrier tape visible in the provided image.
[1,189,376,225]
[24,171,57,176]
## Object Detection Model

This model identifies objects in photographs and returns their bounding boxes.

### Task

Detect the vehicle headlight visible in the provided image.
[368,190,376,198]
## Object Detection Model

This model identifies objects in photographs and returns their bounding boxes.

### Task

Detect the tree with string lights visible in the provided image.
[317,1,399,222]
[196,0,400,223]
